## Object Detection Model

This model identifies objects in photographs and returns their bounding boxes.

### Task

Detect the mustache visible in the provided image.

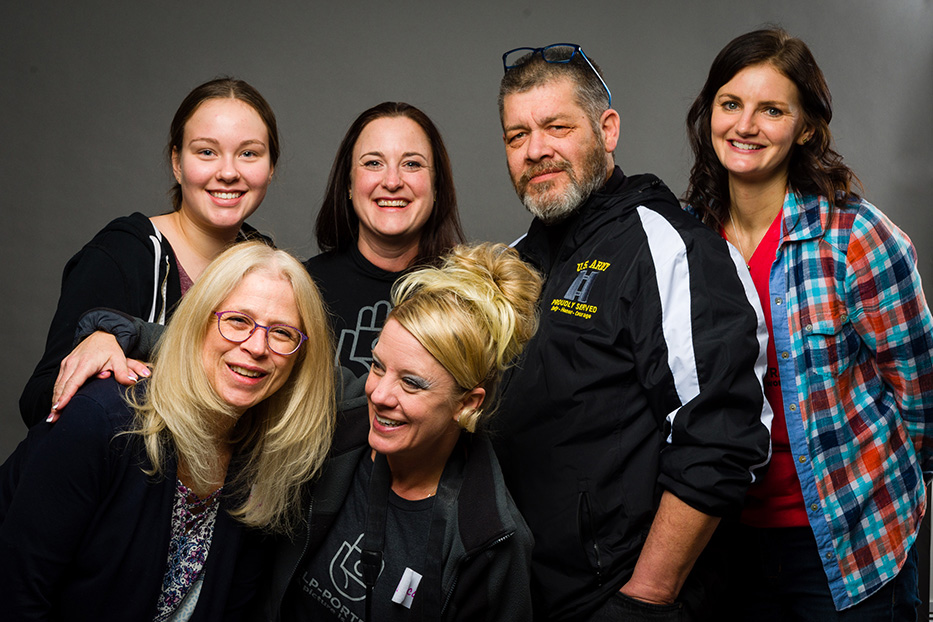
[519,160,573,187]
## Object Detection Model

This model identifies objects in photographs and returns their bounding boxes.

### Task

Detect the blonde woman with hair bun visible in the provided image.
[264,242,541,622]
[1,241,335,620]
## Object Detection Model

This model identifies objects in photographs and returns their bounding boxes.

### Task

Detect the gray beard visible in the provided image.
[521,173,601,224]
[515,147,608,225]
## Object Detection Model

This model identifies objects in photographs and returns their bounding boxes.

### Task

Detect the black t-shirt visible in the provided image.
[287,452,434,621]
[304,246,403,380]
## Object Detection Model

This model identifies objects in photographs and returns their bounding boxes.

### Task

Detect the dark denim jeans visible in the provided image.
[722,526,920,622]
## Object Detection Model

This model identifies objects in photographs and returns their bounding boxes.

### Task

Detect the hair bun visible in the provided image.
[390,243,543,431]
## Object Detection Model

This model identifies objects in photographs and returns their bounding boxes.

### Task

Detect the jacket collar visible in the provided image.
[782,190,829,243]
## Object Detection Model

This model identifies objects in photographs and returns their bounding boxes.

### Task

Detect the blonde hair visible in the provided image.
[129,241,335,533]
[390,243,542,432]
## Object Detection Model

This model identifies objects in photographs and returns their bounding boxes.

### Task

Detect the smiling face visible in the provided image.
[202,270,299,415]
[711,63,812,189]
[172,98,274,235]
[502,77,617,223]
[366,319,483,465]
[350,116,435,257]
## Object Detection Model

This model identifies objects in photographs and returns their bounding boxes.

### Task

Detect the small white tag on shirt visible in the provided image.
[391,567,422,608]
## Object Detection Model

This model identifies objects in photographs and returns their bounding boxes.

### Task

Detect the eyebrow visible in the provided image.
[358,150,429,160]
[716,93,790,108]
[188,137,267,148]
[504,113,573,133]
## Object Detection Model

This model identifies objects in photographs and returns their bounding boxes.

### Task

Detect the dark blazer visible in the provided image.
[0,378,268,621]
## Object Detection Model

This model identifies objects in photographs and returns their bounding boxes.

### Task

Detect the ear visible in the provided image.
[171,147,182,184]
[797,126,815,146]
[455,387,486,423]
[600,108,620,153]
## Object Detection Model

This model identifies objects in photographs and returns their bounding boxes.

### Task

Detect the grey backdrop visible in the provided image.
[2,0,932,462]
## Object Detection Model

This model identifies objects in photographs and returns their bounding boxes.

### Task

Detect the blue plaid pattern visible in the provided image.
[774,192,933,608]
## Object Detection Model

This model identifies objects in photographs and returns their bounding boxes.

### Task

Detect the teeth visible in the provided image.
[376,415,403,427]
[230,365,263,378]
[731,141,762,151]
[211,191,243,199]
[377,200,408,207]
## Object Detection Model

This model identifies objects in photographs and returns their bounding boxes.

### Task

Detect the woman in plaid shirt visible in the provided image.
[685,28,933,620]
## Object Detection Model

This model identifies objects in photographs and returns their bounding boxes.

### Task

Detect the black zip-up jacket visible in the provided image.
[492,169,771,620]
[20,213,180,426]
[261,406,535,621]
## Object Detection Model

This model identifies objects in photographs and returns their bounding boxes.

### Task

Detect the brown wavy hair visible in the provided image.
[684,28,861,229]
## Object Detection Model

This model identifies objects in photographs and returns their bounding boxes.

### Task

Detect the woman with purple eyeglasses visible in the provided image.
[1,242,335,620]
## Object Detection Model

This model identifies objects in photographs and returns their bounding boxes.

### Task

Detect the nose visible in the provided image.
[382,164,403,191]
[735,109,757,136]
[216,154,240,183]
[239,326,270,357]
[525,130,553,162]
[366,372,397,409]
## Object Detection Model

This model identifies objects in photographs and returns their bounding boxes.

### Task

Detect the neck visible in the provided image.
[725,175,787,263]
[177,443,232,498]
[380,430,459,500]
[153,211,240,281]
[356,234,420,272]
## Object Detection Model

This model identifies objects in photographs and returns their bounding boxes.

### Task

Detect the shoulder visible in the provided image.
[238,221,275,246]
[58,377,138,435]
[89,212,158,245]
[457,435,529,543]
[74,212,162,264]
[10,378,138,473]
[304,249,344,275]
[820,196,915,260]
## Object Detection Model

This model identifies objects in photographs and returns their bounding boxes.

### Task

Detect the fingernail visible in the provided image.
[51,402,59,411]
[46,413,55,423]
[140,368,151,377]
[128,373,139,383]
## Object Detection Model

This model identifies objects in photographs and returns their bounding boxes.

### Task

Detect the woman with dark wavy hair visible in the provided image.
[685,28,933,620]
[306,102,465,381]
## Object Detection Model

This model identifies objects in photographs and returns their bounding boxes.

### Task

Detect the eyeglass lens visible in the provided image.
[502,43,611,107]
[216,311,304,355]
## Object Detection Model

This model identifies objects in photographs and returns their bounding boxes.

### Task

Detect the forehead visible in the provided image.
[718,64,801,104]
[354,116,432,156]
[502,77,587,127]
[184,97,268,138]
[375,319,449,376]
[220,270,299,319]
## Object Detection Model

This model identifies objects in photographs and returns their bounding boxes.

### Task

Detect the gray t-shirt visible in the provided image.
[288,452,434,621]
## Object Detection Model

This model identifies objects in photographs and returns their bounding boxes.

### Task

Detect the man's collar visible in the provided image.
[600,166,626,194]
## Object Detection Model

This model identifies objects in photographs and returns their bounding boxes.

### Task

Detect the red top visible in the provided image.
[729,212,809,527]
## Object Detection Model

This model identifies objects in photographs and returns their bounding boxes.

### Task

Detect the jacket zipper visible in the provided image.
[440,531,514,616]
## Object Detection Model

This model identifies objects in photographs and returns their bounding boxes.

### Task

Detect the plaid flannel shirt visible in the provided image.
[770,191,933,609]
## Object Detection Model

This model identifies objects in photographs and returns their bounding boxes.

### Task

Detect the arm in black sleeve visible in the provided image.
[638,229,771,516]
[20,231,157,426]
[75,309,165,360]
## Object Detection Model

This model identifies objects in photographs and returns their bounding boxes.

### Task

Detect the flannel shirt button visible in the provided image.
[781,352,790,359]
[775,297,783,305]
[789,404,797,411]
[841,314,848,322]
[811,503,818,511]
[805,324,812,332]
[799,455,807,463]
[825,552,833,560]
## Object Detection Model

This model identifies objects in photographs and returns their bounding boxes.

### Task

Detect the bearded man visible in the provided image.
[492,44,773,622]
